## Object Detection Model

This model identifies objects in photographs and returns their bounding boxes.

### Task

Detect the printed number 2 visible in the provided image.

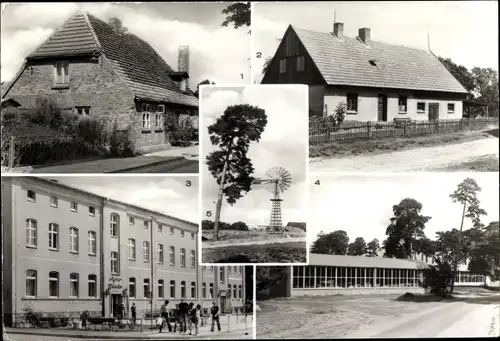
[315,180,320,185]
[256,52,262,58]
[206,210,212,217]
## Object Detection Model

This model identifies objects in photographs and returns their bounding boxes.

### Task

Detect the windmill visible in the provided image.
[253,166,292,229]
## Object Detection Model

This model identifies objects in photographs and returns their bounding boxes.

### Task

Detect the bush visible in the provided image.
[23,307,42,327]
[333,102,347,126]
[422,259,454,297]
[77,117,108,149]
[166,113,197,146]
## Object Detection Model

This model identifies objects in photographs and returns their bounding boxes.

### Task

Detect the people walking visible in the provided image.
[187,302,195,335]
[210,301,221,332]
[178,299,189,333]
[131,303,136,324]
[193,304,201,336]
[159,300,172,333]
[173,304,180,332]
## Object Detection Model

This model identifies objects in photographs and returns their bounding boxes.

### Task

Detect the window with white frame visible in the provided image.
[180,248,186,267]
[143,241,150,262]
[69,227,79,253]
[155,113,163,129]
[129,278,136,298]
[279,59,286,74]
[128,238,136,260]
[346,93,358,113]
[181,230,185,238]
[26,219,37,247]
[27,190,36,202]
[142,113,151,129]
[398,96,408,113]
[129,216,135,226]
[110,214,119,237]
[89,206,96,217]
[143,279,150,298]
[191,232,195,240]
[169,246,175,266]
[88,274,97,298]
[69,273,79,298]
[417,102,426,114]
[88,231,96,255]
[158,243,164,264]
[54,61,69,84]
[202,283,207,298]
[49,271,59,298]
[144,220,150,229]
[297,56,305,72]
[191,281,196,298]
[142,103,150,112]
[158,279,164,298]
[50,196,58,207]
[233,285,237,298]
[170,227,174,235]
[48,223,59,250]
[111,252,118,274]
[209,283,214,299]
[158,224,163,233]
[447,103,455,113]
[70,202,78,212]
[181,281,186,298]
[238,285,242,298]
[26,269,37,297]
[170,280,175,298]
[190,250,196,268]
[220,267,225,283]
[76,106,91,117]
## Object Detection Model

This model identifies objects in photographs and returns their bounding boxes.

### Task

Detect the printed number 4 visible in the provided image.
[315,180,320,185]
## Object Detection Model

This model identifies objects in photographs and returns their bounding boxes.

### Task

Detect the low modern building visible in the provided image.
[1,177,245,326]
[261,23,468,121]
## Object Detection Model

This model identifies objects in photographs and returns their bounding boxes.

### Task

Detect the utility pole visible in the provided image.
[150,216,154,328]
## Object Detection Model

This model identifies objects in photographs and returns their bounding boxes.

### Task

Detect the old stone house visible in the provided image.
[1,10,198,148]
[262,24,468,122]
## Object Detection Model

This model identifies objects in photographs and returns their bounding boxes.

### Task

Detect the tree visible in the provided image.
[366,238,381,257]
[383,198,431,259]
[415,237,437,257]
[206,104,267,240]
[347,237,367,256]
[262,57,272,75]
[449,177,487,293]
[286,222,306,232]
[230,221,249,231]
[311,230,349,255]
[108,17,128,35]
[471,67,499,117]
[194,79,215,98]
[221,2,251,31]
[333,102,347,126]
[468,221,500,280]
[438,57,476,93]
[421,257,454,297]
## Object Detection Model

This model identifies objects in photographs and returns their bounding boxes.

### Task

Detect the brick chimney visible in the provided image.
[358,27,370,45]
[333,22,344,39]
[177,45,190,91]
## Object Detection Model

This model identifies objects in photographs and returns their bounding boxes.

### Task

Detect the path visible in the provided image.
[310,137,499,172]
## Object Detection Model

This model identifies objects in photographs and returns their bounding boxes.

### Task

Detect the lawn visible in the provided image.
[434,154,499,172]
[202,242,307,263]
[309,130,497,159]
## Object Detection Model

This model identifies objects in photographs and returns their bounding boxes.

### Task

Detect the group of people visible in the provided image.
[157,299,222,336]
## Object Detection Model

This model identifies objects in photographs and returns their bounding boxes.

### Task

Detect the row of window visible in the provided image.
[279,56,305,74]
[292,266,423,289]
[124,239,196,267]
[455,272,485,283]
[202,265,243,275]
[28,190,95,215]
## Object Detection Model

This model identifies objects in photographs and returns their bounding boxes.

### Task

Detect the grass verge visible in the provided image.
[202,242,306,263]
[433,154,499,172]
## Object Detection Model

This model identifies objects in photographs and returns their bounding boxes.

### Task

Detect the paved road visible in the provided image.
[123,159,198,173]
[310,136,499,172]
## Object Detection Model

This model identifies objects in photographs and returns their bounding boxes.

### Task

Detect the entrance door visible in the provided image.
[111,295,122,317]
[428,103,439,121]
[378,95,388,121]
[220,296,227,314]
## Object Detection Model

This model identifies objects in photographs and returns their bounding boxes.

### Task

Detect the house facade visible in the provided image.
[262,24,468,122]
[1,177,245,327]
[1,11,198,149]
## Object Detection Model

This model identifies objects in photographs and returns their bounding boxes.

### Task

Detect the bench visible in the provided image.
[86,317,117,330]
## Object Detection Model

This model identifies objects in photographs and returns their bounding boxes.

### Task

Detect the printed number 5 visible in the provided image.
[206,210,212,217]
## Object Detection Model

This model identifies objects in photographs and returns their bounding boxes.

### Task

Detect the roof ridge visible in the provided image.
[81,11,102,52]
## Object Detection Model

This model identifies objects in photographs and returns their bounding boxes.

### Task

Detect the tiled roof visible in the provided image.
[292,26,468,94]
[27,11,198,107]
[309,253,430,270]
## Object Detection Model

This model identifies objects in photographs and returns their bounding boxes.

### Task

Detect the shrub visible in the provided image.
[23,307,42,327]
[77,117,108,149]
[422,258,454,297]
[110,119,119,156]
[334,102,347,127]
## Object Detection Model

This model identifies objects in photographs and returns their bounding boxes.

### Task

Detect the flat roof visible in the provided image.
[308,253,429,270]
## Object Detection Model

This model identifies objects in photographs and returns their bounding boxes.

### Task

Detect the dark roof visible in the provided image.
[1,98,21,108]
[309,253,430,270]
[26,11,197,107]
[291,26,468,94]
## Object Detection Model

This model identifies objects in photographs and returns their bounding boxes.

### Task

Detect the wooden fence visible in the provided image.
[309,117,499,144]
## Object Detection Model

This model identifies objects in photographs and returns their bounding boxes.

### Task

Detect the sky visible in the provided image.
[200,85,308,226]
[252,1,499,83]
[308,173,499,246]
[45,176,199,224]
[0,2,250,85]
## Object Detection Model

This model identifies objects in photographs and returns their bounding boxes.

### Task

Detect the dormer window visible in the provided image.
[179,79,187,92]
[54,61,69,84]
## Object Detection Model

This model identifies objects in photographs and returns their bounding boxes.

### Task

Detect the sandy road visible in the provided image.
[310,137,499,172]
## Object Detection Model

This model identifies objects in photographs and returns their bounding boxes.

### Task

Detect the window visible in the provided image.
[50,196,58,207]
[142,103,150,112]
[76,106,91,117]
[234,266,238,273]
[49,271,59,298]
[398,96,407,113]
[129,278,136,298]
[26,270,37,297]
[88,275,96,298]
[191,281,196,298]
[170,280,175,298]
[144,279,151,298]
[128,238,136,260]
[209,283,214,299]
[238,285,242,299]
[69,227,79,253]
[191,232,195,240]
[279,59,286,74]
[297,56,305,72]
[202,283,207,298]
[111,252,118,274]
[129,216,135,225]
[346,94,358,113]
[144,220,150,229]
[157,104,165,113]
[180,248,186,267]
[181,230,185,238]
[89,206,96,217]
[228,284,232,297]
[69,273,79,298]
[143,241,150,262]
[142,113,151,129]
[170,227,174,235]
[88,231,96,255]
[448,103,455,113]
[26,219,37,247]
[54,61,69,84]
[48,223,59,250]
[155,113,163,128]
[158,244,164,264]
[158,224,163,233]
[110,214,119,237]
[169,246,175,266]
[417,102,426,114]
[27,190,36,202]
[158,279,164,298]
[181,281,186,298]
[190,250,195,268]
[220,267,225,283]
[70,202,78,212]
